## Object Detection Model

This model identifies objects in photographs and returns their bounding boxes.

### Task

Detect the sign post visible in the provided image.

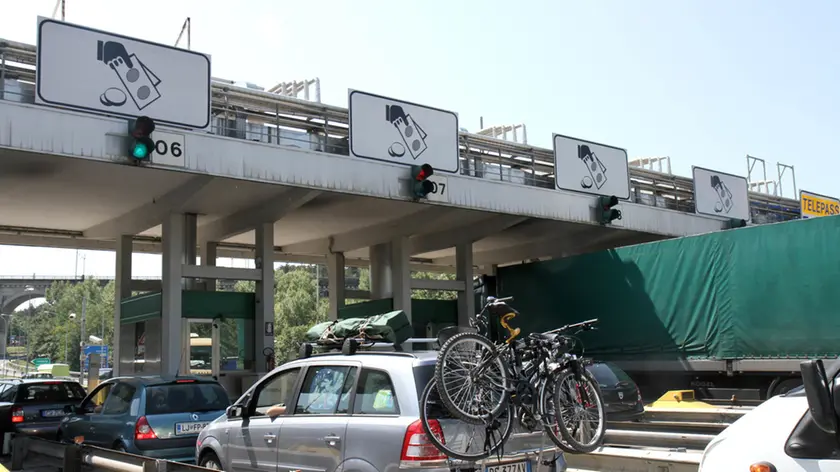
[692,166,751,223]
[799,190,840,219]
[35,17,211,130]
[552,134,631,200]
[348,90,460,174]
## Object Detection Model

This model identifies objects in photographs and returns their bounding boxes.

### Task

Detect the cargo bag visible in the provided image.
[305,321,337,342]
[331,318,367,339]
[360,310,413,345]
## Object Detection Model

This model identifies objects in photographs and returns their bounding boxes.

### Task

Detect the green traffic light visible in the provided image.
[132,142,150,159]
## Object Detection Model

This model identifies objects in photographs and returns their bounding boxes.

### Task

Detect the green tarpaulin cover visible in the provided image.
[497,215,840,361]
[304,310,412,345]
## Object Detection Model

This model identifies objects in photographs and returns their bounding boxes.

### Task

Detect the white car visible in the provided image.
[700,359,840,472]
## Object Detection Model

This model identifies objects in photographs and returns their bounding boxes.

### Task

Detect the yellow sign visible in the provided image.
[800,190,840,219]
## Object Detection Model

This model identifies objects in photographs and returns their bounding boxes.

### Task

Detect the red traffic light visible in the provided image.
[414,164,434,181]
[600,195,619,209]
[131,116,156,138]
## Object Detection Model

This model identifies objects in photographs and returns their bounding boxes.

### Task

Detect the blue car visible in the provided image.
[58,376,230,463]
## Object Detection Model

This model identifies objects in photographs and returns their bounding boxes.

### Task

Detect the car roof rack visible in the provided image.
[299,337,440,359]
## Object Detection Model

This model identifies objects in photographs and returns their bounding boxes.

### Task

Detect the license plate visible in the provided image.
[41,409,65,418]
[485,460,531,472]
[175,421,209,436]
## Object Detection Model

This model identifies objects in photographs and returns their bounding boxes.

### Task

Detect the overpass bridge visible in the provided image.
[0,24,802,382]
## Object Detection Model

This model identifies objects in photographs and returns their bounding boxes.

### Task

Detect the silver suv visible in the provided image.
[196,349,567,472]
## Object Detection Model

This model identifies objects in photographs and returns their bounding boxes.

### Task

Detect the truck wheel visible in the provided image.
[767,377,802,398]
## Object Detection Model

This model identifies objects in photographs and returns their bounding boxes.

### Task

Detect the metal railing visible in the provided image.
[0,275,161,280]
[9,436,212,472]
[0,38,802,223]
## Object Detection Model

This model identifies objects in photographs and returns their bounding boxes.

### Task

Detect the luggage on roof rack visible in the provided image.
[304,310,413,346]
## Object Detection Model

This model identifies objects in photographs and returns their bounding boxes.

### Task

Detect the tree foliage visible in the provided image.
[14,264,455,370]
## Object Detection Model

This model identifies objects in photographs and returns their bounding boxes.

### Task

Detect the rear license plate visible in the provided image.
[485,460,531,472]
[175,421,209,436]
[41,409,65,418]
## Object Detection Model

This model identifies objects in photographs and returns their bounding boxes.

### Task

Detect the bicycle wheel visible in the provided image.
[435,331,510,424]
[419,378,514,462]
[537,374,578,454]
[553,367,606,453]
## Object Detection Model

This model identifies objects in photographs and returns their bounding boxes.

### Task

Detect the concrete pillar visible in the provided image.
[327,253,346,321]
[369,243,392,299]
[390,237,411,320]
[456,243,475,327]
[183,213,198,290]
[200,241,218,292]
[161,212,187,377]
[254,223,275,374]
[113,235,132,376]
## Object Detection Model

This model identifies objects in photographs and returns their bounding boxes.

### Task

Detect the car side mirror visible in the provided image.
[801,359,838,434]
[226,404,244,419]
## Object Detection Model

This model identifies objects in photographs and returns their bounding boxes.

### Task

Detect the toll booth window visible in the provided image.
[19,382,87,403]
[145,382,231,415]
[254,368,300,416]
[101,383,137,416]
[354,369,399,415]
[294,366,353,415]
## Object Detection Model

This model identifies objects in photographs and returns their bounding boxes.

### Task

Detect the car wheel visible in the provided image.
[200,451,223,470]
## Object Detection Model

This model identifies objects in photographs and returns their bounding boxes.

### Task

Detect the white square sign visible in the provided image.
[348,90,460,173]
[692,166,751,222]
[35,17,211,129]
[553,134,630,199]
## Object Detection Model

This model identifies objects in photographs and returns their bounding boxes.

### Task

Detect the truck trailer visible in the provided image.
[481,214,840,402]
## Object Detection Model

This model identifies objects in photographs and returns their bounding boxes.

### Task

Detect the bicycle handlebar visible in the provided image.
[544,318,599,335]
[484,296,513,306]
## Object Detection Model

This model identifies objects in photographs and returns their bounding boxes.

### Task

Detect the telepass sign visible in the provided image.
[800,190,840,219]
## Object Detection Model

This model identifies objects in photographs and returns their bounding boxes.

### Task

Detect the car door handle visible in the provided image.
[324,435,341,446]
[264,433,276,442]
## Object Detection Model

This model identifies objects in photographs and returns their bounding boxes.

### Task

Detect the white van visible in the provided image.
[699,358,840,472]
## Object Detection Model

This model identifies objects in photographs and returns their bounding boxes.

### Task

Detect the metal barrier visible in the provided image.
[9,436,212,472]
[565,447,701,472]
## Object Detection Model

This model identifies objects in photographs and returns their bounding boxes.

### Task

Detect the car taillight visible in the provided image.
[400,419,446,462]
[11,408,23,424]
[135,416,158,440]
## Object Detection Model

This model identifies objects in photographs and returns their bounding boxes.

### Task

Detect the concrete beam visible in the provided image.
[409,215,528,255]
[181,264,263,281]
[410,278,466,291]
[83,176,213,238]
[281,207,463,255]
[0,232,463,272]
[435,227,648,266]
[199,188,321,243]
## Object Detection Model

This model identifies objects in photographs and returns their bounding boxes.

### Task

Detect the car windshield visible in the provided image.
[587,362,634,388]
[18,382,86,402]
[145,382,230,415]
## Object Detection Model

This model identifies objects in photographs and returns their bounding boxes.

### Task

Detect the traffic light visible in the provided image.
[410,164,435,199]
[128,116,156,160]
[598,195,622,224]
[727,218,747,229]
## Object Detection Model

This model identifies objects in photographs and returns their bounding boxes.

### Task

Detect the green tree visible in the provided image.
[274,268,328,363]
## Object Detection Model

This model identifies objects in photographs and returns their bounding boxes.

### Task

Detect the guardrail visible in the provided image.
[9,436,212,472]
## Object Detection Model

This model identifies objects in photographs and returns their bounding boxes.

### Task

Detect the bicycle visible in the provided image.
[432,296,607,454]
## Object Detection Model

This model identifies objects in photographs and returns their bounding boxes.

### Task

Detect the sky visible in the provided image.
[1,0,839,305]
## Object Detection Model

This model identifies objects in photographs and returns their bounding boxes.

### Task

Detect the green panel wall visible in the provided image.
[120,290,256,324]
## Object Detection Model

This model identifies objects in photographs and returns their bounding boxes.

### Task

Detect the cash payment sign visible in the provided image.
[800,191,840,219]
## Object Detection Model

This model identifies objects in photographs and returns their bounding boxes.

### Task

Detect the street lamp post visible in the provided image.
[77,293,87,380]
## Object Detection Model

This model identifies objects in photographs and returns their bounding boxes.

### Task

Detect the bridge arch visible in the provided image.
[1,290,47,315]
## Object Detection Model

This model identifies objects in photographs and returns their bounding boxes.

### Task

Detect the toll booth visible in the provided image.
[118,290,262,398]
